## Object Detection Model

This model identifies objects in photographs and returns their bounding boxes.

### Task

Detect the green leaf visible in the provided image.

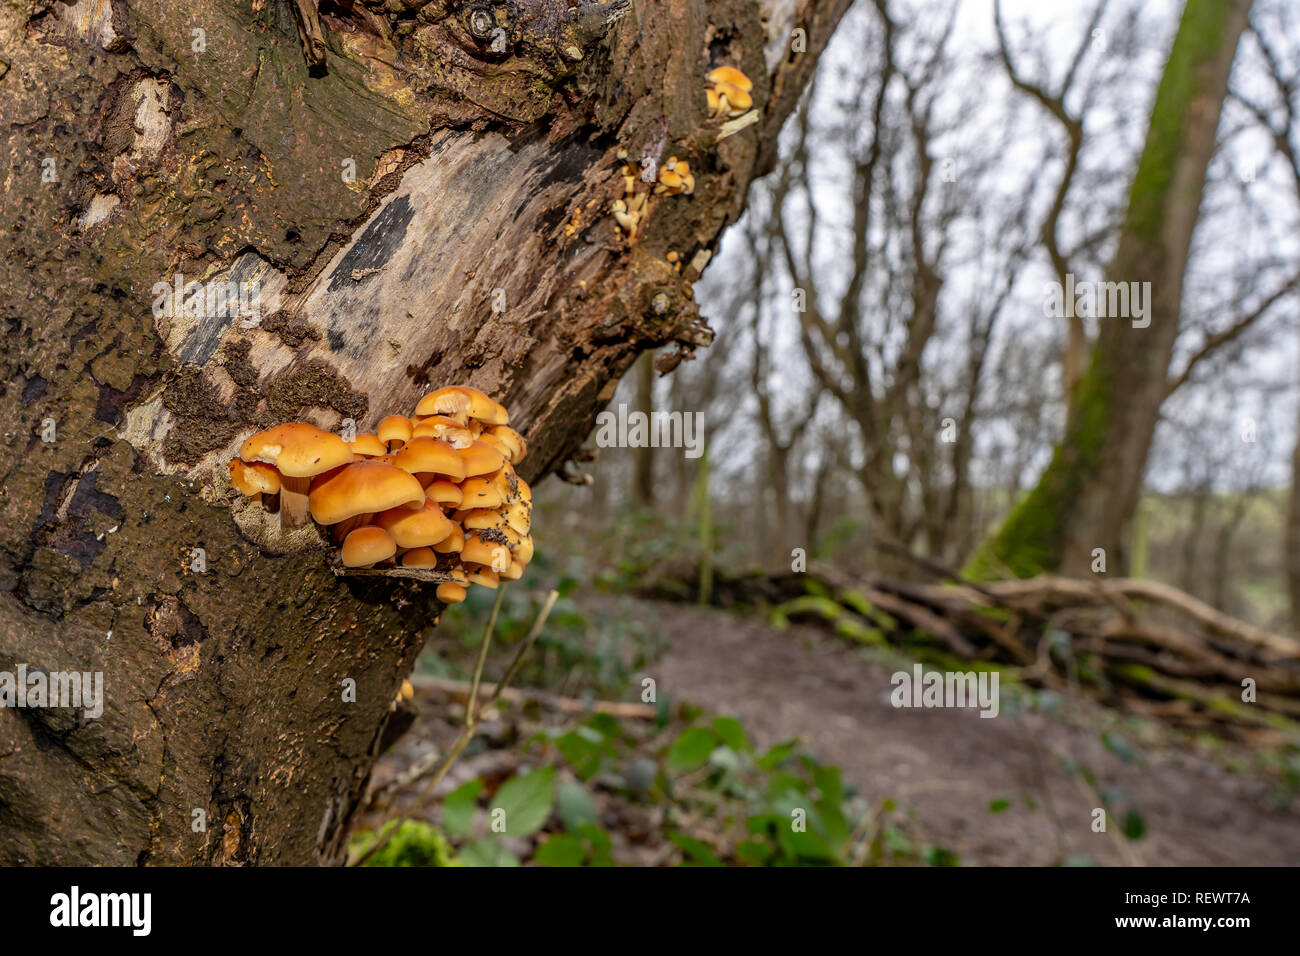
[667,831,723,866]
[735,839,772,865]
[442,778,483,839]
[757,740,798,771]
[556,778,599,831]
[491,767,556,837]
[458,838,519,867]
[1121,808,1146,841]
[534,834,585,867]
[711,716,749,751]
[813,764,844,804]
[988,797,1011,813]
[925,845,961,866]
[667,727,718,770]
[577,824,613,852]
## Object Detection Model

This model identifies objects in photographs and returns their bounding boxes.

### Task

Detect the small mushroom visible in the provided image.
[349,432,387,457]
[415,386,508,426]
[486,425,527,463]
[241,423,354,530]
[706,66,754,118]
[458,440,506,478]
[394,437,467,483]
[308,460,426,529]
[412,415,474,449]
[341,525,397,568]
[462,530,512,573]
[374,499,454,549]
[433,521,465,555]
[400,547,438,569]
[377,415,413,452]
[459,476,505,510]
[425,480,464,508]
[228,459,281,510]
[436,582,468,604]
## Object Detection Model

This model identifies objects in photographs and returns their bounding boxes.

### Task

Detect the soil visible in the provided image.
[370,597,1300,866]
[645,601,1300,866]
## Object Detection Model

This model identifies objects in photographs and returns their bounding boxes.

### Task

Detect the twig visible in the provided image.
[290,0,328,69]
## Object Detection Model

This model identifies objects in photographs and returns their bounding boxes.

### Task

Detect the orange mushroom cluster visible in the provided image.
[611,149,697,239]
[706,66,752,118]
[228,386,533,606]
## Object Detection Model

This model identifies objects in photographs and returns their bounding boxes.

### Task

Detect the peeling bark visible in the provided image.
[0,0,849,863]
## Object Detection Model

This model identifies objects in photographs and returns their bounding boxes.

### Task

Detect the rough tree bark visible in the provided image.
[969,0,1252,579]
[0,0,849,865]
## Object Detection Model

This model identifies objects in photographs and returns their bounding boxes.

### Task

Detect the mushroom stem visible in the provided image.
[280,476,311,529]
[333,513,374,542]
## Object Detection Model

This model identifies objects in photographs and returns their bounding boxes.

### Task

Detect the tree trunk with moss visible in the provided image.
[967,0,1252,580]
[0,0,848,865]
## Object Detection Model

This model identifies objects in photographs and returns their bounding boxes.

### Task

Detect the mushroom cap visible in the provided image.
[341,525,397,567]
[349,432,387,457]
[241,422,353,478]
[458,508,506,530]
[513,534,535,564]
[228,459,281,496]
[503,498,532,534]
[462,531,512,572]
[309,460,426,525]
[467,567,500,589]
[432,521,465,554]
[477,433,513,460]
[400,546,438,569]
[424,480,464,508]
[707,65,752,92]
[393,437,467,481]
[415,386,508,425]
[514,475,533,505]
[714,81,752,112]
[459,476,504,510]
[705,87,721,113]
[412,415,474,449]
[659,168,684,190]
[486,425,527,464]
[375,499,454,549]
[377,415,413,447]
[458,440,506,478]
[436,582,468,604]
[500,558,525,581]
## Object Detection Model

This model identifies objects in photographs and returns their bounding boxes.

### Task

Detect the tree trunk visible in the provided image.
[1289,414,1300,632]
[0,0,849,864]
[632,351,656,508]
[968,0,1252,579]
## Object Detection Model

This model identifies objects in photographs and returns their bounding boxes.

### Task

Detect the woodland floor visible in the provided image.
[367,598,1300,866]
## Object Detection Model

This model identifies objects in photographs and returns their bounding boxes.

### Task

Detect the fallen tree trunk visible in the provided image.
[646,561,1300,731]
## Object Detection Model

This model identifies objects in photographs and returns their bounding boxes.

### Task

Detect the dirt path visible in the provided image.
[645,601,1300,866]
